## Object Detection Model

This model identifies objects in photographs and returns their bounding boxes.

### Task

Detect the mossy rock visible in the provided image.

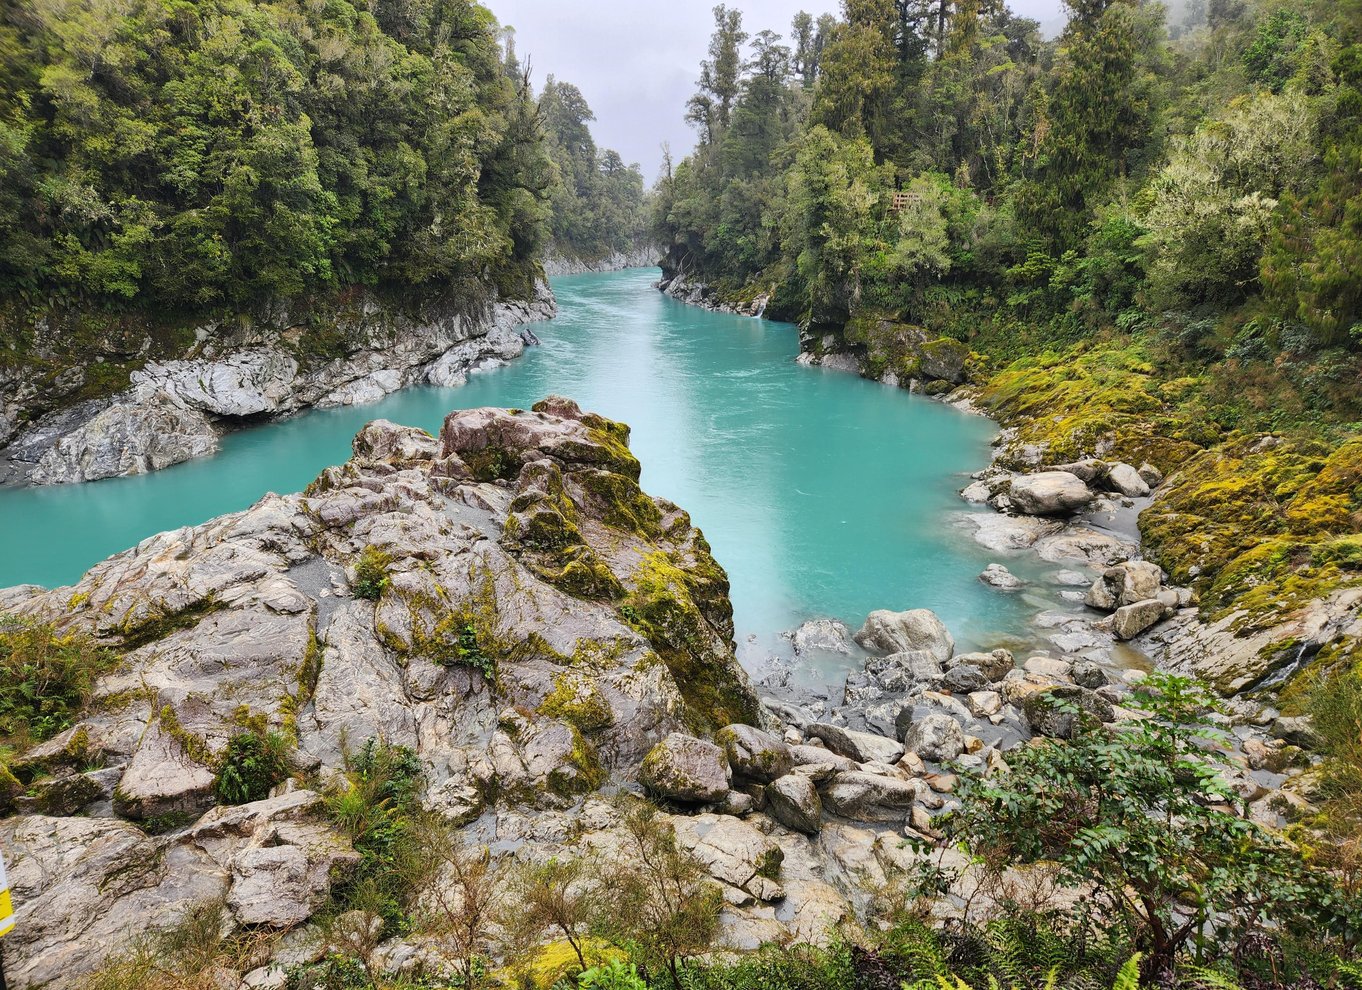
[572,469,663,537]
[620,552,758,732]
[539,672,614,733]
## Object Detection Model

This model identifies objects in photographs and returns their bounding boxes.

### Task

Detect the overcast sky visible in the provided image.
[487,1,1070,180]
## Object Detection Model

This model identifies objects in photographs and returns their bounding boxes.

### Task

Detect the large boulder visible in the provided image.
[822,772,925,822]
[1105,462,1151,498]
[902,713,966,762]
[1085,561,1164,611]
[1112,599,1171,640]
[854,609,954,661]
[807,723,905,765]
[639,733,731,803]
[863,650,945,691]
[1022,686,1116,739]
[716,724,794,784]
[1007,472,1095,516]
[766,774,823,835]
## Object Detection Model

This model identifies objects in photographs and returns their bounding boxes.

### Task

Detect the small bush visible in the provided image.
[352,548,392,601]
[214,730,292,805]
[0,614,113,745]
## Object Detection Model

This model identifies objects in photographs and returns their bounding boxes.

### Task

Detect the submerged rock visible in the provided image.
[979,563,1024,590]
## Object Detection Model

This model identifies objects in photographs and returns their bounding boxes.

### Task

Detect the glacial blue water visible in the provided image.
[0,268,1062,669]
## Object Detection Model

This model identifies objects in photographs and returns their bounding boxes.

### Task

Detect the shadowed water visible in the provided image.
[0,268,1060,670]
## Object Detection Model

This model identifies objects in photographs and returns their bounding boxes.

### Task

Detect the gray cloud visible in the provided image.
[488,0,1070,180]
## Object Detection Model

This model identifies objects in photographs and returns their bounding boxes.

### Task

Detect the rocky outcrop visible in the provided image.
[542,246,659,276]
[29,402,220,484]
[3,286,557,486]
[0,399,772,985]
[657,271,770,317]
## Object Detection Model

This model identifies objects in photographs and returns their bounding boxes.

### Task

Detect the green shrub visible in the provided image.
[948,672,1356,982]
[352,548,392,601]
[325,739,427,935]
[0,614,113,745]
[577,959,646,990]
[214,730,292,805]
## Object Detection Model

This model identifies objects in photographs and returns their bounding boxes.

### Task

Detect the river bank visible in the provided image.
[0,284,558,488]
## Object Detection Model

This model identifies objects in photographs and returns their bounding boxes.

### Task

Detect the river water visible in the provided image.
[0,268,1070,671]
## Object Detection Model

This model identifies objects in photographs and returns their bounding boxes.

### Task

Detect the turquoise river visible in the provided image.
[0,269,1068,673]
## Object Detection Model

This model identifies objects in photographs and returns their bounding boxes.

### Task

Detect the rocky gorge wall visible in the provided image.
[0,284,557,487]
[541,245,660,277]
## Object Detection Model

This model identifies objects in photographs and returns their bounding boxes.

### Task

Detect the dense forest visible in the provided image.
[654,0,1362,436]
[0,0,645,321]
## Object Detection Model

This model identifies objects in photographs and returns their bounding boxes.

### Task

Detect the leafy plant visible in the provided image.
[0,614,113,745]
[214,730,292,805]
[949,672,1350,982]
[352,548,392,602]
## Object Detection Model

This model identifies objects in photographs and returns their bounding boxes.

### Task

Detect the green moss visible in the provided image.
[352,547,392,601]
[620,552,758,733]
[980,344,1207,472]
[156,704,214,766]
[573,469,663,537]
[118,596,225,649]
[465,444,519,483]
[546,725,608,797]
[539,672,614,733]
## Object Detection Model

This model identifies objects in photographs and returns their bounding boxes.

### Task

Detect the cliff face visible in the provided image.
[0,284,557,486]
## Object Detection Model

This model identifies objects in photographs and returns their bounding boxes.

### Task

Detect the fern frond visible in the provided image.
[1110,955,1141,990]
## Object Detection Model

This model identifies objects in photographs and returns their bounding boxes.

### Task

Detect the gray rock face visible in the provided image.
[766,774,823,835]
[1021,687,1116,739]
[854,609,955,661]
[1007,472,1095,516]
[949,649,1015,682]
[807,723,905,765]
[1,790,355,989]
[902,713,966,762]
[716,724,794,784]
[822,771,924,821]
[1086,561,1164,611]
[640,733,731,803]
[864,650,945,691]
[29,402,219,485]
[111,721,217,821]
[4,287,557,486]
[942,664,989,694]
[1112,599,1171,640]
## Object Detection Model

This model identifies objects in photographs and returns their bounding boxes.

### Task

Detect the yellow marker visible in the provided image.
[0,851,14,938]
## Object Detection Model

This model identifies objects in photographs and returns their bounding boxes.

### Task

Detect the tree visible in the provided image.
[1016,0,1168,249]
[1143,90,1317,309]
[501,856,599,970]
[687,5,749,145]
[812,0,900,150]
[594,802,723,988]
[949,673,1348,981]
